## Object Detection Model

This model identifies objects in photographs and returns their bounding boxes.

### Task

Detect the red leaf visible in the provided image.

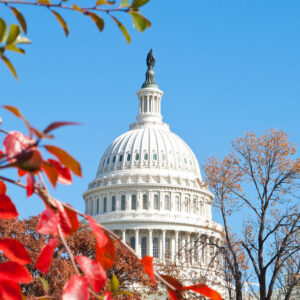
[161,275,183,300]
[48,159,72,185]
[0,280,22,300]
[96,236,115,270]
[0,262,32,283]
[75,256,106,293]
[41,160,58,187]
[37,209,59,235]
[44,145,81,177]
[141,256,156,285]
[35,238,58,274]
[0,181,6,195]
[43,121,80,134]
[17,168,26,177]
[62,275,89,300]
[3,131,35,161]
[104,291,112,300]
[87,215,108,248]
[26,173,35,197]
[0,239,31,265]
[181,284,223,300]
[0,194,18,219]
[55,200,72,235]
[64,204,79,234]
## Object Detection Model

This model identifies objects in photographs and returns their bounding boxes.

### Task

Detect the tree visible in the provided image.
[0,105,222,299]
[204,129,300,300]
[0,0,152,79]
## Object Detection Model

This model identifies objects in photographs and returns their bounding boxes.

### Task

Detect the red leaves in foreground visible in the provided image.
[0,194,18,219]
[0,262,32,283]
[26,173,35,197]
[35,238,58,273]
[37,209,59,235]
[0,239,31,265]
[141,256,156,285]
[96,236,116,270]
[62,275,89,300]
[87,215,108,248]
[0,280,22,300]
[75,256,107,292]
[0,181,7,194]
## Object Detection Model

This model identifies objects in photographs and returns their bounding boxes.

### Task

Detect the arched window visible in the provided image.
[130,237,135,250]
[119,155,123,162]
[162,153,166,161]
[97,199,100,213]
[164,195,170,211]
[106,158,110,165]
[121,195,126,211]
[143,194,147,209]
[135,153,139,161]
[154,195,159,210]
[131,195,137,210]
[112,156,116,163]
[127,154,131,161]
[165,237,170,259]
[103,197,107,213]
[143,97,147,112]
[184,197,189,213]
[144,153,148,160]
[91,200,94,215]
[175,196,180,212]
[153,237,159,258]
[112,196,116,211]
[153,153,157,160]
[141,237,147,257]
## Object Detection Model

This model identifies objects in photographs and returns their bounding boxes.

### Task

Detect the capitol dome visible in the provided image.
[83,50,226,297]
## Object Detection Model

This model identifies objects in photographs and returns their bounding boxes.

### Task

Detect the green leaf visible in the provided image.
[39,277,49,294]
[51,10,69,37]
[116,290,134,296]
[10,7,27,34]
[6,24,20,45]
[96,0,115,5]
[109,273,119,294]
[111,16,130,43]
[88,12,104,32]
[120,0,130,7]
[0,18,7,44]
[129,11,151,32]
[1,55,17,79]
[131,0,150,8]
[5,44,25,54]
[14,35,31,44]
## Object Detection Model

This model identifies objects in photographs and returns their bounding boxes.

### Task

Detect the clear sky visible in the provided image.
[1,0,300,223]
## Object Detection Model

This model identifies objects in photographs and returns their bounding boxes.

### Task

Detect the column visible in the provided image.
[191,234,194,265]
[175,231,179,264]
[135,229,139,258]
[148,229,153,257]
[162,230,166,262]
[187,233,191,266]
[122,229,126,242]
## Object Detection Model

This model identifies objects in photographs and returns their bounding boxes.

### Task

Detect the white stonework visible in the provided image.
[83,64,226,298]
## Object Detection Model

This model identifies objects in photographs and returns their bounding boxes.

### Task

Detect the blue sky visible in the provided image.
[1,0,300,223]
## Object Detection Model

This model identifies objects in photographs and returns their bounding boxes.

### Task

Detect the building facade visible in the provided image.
[83,51,226,297]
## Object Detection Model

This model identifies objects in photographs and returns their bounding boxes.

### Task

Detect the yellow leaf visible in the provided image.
[72,4,83,13]
[88,12,104,32]
[38,0,51,4]
[111,16,130,43]
[51,10,69,37]
[10,7,27,34]
[1,55,17,79]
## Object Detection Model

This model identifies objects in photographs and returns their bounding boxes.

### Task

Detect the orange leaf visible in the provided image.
[141,256,156,285]
[95,236,115,270]
[182,284,223,300]
[42,160,58,187]
[2,106,30,133]
[43,121,80,134]
[44,145,81,176]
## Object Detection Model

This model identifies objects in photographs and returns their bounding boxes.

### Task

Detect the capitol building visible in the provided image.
[83,50,226,298]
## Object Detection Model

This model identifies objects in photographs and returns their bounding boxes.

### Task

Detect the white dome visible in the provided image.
[96,124,201,179]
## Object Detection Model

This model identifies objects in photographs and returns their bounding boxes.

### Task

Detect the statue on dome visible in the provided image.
[146,49,155,70]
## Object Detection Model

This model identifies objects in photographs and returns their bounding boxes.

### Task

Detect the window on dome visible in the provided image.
[135,153,139,161]
[143,194,148,209]
[175,196,180,211]
[131,195,137,210]
[97,199,100,213]
[112,196,116,211]
[107,158,110,165]
[121,195,126,211]
[153,237,159,258]
[144,153,148,160]
[153,153,157,160]
[130,237,135,250]
[141,237,147,257]
[184,197,189,213]
[144,98,147,113]
[165,237,170,259]
[154,195,159,210]
[103,197,107,213]
[164,195,170,211]
[127,154,131,161]
[119,155,123,162]
[162,154,166,161]
[184,158,187,164]
[112,156,116,163]
[103,160,105,166]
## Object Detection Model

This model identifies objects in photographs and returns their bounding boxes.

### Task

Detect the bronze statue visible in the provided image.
[146,49,155,70]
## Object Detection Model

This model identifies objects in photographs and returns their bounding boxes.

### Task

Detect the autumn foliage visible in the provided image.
[0,105,222,299]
